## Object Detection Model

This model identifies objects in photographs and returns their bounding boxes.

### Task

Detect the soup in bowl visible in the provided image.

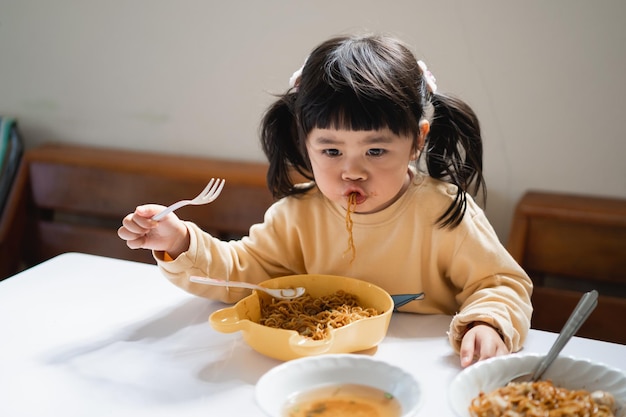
[256,354,422,417]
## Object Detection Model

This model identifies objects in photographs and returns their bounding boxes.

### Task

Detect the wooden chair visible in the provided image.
[507,191,626,344]
[0,143,277,280]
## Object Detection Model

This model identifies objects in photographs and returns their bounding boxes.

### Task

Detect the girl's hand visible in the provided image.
[459,322,509,368]
[117,204,190,258]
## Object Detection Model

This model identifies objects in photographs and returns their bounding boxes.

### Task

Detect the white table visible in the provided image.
[1,253,624,417]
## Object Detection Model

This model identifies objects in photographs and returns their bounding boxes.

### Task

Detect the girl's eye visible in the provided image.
[323,149,341,157]
[367,148,386,157]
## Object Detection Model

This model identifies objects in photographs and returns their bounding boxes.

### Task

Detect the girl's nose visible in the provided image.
[341,158,367,181]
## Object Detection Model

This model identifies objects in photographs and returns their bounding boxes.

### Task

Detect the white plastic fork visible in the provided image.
[152,178,225,221]
[189,276,306,300]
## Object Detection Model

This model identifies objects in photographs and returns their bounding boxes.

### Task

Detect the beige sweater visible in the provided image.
[155,172,532,353]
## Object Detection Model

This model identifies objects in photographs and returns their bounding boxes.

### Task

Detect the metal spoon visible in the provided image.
[511,289,599,383]
[189,276,306,300]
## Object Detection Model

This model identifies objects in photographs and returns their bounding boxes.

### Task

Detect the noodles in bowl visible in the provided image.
[209,274,393,361]
[260,290,380,341]
[469,379,618,417]
[449,353,626,417]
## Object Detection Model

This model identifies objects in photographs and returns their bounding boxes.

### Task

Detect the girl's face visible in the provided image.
[305,127,418,214]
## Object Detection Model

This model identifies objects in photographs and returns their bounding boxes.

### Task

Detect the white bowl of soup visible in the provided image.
[256,353,422,417]
[209,274,394,361]
[449,353,626,417]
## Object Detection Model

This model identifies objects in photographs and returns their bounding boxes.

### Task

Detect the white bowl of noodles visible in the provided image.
[209,274,393,361]
[449,353,626,417]
[256,353,422,417]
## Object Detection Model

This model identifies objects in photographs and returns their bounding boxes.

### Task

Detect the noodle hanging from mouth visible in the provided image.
[343,193,357,263]
[259,290,379,341]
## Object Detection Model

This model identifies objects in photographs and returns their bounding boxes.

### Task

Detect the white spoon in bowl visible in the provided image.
[189,276,306,300]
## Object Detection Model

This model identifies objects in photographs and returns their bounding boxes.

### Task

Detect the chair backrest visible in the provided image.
[0,143,278,279]
[507,191,626,344]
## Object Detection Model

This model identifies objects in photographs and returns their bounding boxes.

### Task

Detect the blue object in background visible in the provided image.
[392,293,425,310]
[0,117,24,217]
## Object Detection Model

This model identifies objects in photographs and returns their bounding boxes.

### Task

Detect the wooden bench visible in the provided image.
[0,143,276,279]
[507,190,626,344]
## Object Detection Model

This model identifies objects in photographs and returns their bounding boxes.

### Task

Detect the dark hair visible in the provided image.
[260,34,485,228]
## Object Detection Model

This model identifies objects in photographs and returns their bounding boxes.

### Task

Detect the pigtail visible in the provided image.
[260,93,314,199]
[426,93,486,228]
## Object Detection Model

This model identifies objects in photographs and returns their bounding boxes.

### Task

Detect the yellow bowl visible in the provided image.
[209,274,394,361]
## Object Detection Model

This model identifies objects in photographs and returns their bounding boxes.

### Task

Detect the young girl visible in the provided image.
[118,33,532,368]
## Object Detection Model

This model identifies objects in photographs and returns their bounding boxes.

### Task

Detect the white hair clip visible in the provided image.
[289,66,303,90]
[417,60,437,94]
[289,58,308,91]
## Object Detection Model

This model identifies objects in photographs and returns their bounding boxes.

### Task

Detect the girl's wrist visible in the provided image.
[168,224,190,259]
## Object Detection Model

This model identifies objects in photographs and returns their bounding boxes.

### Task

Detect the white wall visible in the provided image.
[2,0,625,243]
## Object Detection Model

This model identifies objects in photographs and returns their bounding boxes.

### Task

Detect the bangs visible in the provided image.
[300,88,418,137]
[295,34,425,140]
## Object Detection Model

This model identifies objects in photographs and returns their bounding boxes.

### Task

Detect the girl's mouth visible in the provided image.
[346,191,367,205]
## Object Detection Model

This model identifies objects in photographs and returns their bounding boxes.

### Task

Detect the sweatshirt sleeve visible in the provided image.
[445,205,533,353]
[152,200,306,303]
